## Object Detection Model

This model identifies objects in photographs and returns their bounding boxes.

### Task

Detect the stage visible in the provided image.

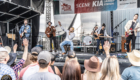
[16,51,130,74]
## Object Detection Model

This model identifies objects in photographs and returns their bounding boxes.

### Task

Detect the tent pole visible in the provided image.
[7,22,9,33]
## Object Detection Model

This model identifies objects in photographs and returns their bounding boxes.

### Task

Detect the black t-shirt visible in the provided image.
[100,29,104,40]
[130,22,135,34]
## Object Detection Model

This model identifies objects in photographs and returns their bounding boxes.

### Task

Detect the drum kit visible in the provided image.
[78,33,94,46]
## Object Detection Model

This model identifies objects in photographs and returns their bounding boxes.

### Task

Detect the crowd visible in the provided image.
[0,38,140,80]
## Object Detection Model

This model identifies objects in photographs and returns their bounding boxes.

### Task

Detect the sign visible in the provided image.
[117,0,137,10]
[75,0,117,13]
[59,0,75,14]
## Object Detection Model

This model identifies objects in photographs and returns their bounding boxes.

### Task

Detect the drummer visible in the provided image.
[91,25,98,38]
[95,23,112,55]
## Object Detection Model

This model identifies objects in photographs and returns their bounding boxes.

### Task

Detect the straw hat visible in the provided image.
[127,50,140,66]
[84,56,102,72]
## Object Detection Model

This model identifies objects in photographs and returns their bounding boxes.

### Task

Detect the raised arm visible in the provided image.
[7,44,18,66]
[58,21,67,32]
[103,41,111,58]
[22,38,28,60]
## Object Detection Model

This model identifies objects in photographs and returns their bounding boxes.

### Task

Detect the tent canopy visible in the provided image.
[0,0,40,24]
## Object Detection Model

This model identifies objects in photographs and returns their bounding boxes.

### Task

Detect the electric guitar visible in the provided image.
[20,27,29,38]
[125,27,140,37]
[46,25,57,38]
[94,34,113,39]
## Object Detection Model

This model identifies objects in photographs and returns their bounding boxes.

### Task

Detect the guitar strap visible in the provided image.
[133,21,138,29]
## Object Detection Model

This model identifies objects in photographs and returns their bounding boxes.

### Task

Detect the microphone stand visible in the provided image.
[10,26,17,47]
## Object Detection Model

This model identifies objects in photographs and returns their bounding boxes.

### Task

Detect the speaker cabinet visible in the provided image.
[110,43,116,53]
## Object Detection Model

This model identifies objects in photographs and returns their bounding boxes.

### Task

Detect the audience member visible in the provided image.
[1,75,12,80]
[83,56,102,80]
[121,50,140,80]
[19,47,42,80]
[11,39,28,80]
[62,59,81,80]
[65,51,77,63]
[27,51,61,80]
[0,47,16,80]
[100,41,122,80]
[6,44,18,66]
[50,54,62,77]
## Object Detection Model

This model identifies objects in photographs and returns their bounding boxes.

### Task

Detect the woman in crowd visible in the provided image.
[62,59,81,80]
[50,54,62,77]
[83,56,102,80]
[65,51,77,63]
[100,56,121,80]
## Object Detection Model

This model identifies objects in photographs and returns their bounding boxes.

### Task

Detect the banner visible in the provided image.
[75,0,117,13]
[117,0,137,10]
[59,0,75,14]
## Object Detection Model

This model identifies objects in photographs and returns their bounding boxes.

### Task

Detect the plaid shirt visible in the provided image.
[0,63,16,80]
[12,59,25,80]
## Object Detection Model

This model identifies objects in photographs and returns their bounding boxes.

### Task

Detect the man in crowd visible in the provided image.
[121,50,140,80]
[28,51,61,80]
[0,47,16,80]
[58,21,75,55]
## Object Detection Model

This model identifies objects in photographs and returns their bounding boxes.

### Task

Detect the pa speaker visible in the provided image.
[110,43,116,53]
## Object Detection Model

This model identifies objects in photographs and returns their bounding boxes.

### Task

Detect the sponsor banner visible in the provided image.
[59,0,75,14]
[117,0,137,10]
[75,0,117,13]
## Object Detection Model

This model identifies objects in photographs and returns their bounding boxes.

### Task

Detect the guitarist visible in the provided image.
[95,23,112,55]
[125,13,140,52]
[19,19,31,50]
[45,21,57,52]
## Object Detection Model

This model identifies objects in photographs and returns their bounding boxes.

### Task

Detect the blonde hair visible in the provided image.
[84,70,100,80]
[65,56,78,63]
[100,57,120,80]
[70,27,74,32]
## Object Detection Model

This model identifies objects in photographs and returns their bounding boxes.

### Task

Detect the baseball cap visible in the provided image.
[31,47,42,56]
[38,51,51,64]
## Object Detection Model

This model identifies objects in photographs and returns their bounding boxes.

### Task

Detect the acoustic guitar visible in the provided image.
[47,25,57,38]
[125,27,140,37]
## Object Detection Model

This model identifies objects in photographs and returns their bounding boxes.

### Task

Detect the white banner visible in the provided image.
[59,0,75,14]
[117,0,137,10]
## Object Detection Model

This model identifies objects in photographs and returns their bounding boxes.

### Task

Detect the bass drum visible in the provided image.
[83,36,92,45]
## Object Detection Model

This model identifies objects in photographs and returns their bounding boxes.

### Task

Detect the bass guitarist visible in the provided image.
[45,21,57,52]
[95,23,112,55]
[125,13,140,52]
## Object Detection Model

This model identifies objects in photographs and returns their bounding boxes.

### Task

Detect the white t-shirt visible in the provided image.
[22,65,39,80]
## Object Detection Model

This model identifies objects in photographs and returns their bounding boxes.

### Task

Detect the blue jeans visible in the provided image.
[96,39,104,52]
[60,41,73,53]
